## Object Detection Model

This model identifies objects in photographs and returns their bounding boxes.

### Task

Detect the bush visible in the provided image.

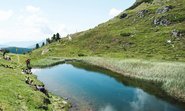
[120,33,131,37]
[78,53,86,57]
[119,13,128,19]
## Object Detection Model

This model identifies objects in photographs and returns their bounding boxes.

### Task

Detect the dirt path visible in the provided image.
[17,54,20,64]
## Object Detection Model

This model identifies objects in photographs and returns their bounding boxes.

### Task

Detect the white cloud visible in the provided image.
[56,24,70,37]
[0,5,74,45]
[130,89,147,111]
[0,10,13,21]
[109,8,122,17]
[0,5,54,44]
[26,5,40,13]
[129,89,163,111]
[15,6,53,41]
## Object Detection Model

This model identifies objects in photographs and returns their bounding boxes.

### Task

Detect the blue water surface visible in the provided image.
[33,63,184,111]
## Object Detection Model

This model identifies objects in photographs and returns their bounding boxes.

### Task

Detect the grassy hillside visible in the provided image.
[31,0,185,61]
[0,53,70,110]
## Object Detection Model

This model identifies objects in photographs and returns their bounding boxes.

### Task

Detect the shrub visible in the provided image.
[120,33,131,37]
[78,53,86,57]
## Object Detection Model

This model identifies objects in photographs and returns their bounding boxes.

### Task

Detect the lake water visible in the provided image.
[33,62,185,111]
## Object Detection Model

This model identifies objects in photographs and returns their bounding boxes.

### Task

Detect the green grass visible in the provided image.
[0,53,70,111]
[0,58,44,110]
[31,57,66,68]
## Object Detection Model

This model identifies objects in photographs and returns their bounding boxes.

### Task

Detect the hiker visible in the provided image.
[25,77,30,84]
[2,50,6,59]
[26,59,31,69]
[2,49,9,60]
[40,85,49,97]
[35,85,49,97]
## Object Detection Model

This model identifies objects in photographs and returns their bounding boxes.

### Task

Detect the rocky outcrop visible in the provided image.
[120,13,128,19]
[138,10,149,18]
[153,16,171,26]
[156,5,173,14]
[172,29,184,38]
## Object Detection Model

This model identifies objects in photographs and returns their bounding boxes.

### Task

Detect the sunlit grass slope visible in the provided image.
[31,0,185,61]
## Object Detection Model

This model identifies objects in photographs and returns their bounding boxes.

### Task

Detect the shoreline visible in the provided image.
[22,69,72,111]
[0,54,70,111]
[31,57,185,105]
[31,69,72,111]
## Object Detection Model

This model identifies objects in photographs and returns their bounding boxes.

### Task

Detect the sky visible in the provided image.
[0,0,135,46]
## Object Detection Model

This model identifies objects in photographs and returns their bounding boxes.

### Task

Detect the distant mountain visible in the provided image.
[3,47,32,54]
[0,45,8,49]
[1,41,44,48]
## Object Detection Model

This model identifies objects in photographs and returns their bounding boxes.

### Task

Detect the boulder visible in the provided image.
[153,16,171,26]
[172,29,184,38]
[156,5,173,14]
[138,10,149,18]
[120,13,128,19]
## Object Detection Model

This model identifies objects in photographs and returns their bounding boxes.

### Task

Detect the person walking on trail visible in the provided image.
[3,50,7,59]
[26,59,31,69]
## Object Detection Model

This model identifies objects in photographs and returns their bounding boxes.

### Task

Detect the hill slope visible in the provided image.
[31,0,185,61]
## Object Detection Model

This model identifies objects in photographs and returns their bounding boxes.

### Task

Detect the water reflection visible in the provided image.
[99,104,116,111]
[130,89,147,111]
[33,63,185,111]
[130,89,181,111]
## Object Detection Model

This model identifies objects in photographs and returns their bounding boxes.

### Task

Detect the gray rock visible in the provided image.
[153,16,171,26]
[138,10,149,18]
[120,13,128,19]
[156,5,173,14]
[172,29,183,38]
[160,19,171,26]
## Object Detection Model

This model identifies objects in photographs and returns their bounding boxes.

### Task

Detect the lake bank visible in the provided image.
[31,56,185,104]
[0,54,71,111]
